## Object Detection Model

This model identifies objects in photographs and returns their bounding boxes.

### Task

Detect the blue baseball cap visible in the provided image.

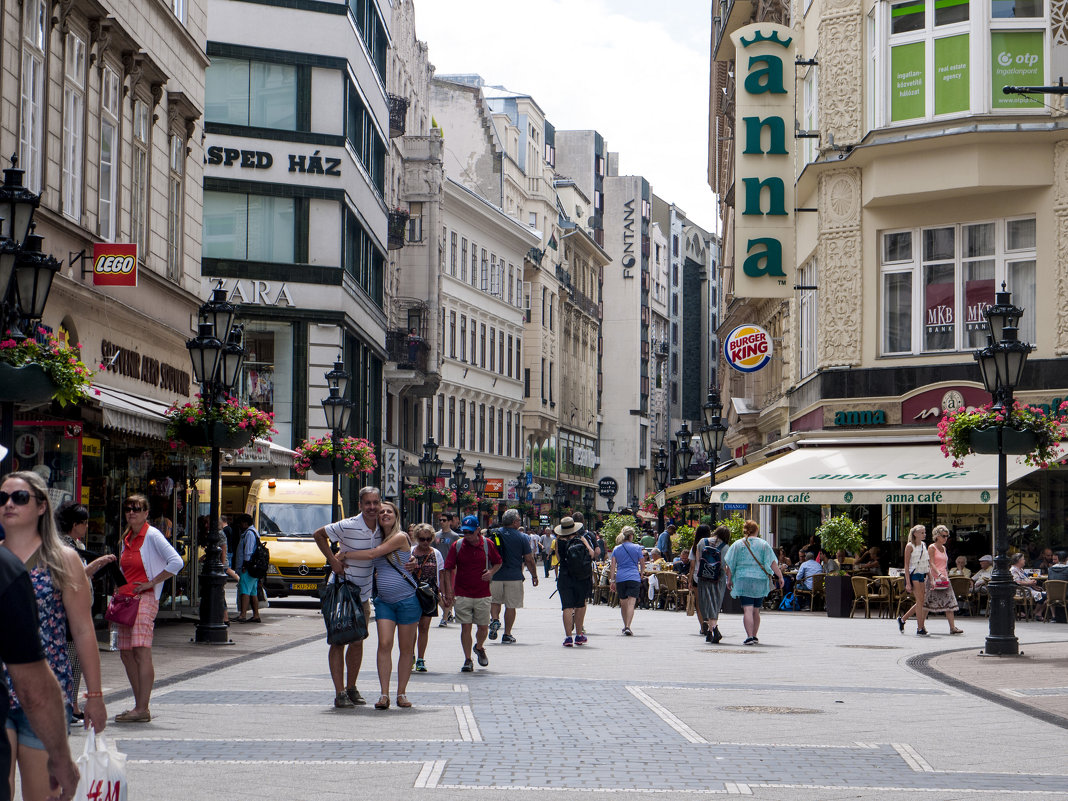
[460,515,479,532]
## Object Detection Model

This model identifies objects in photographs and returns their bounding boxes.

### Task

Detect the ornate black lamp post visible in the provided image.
[606,497,615,514]
[700,389,729,523]
[186,288,245,644]
[583,486,595,519]
[974,285,1032,657]
[471,461,486,521]
[451,452,467,521]
[654,446,670,534]
[554,482,568,516]
[515,469,529,524]
[0,158,57,476]
[321,358,353,525]
[418,437,441,523]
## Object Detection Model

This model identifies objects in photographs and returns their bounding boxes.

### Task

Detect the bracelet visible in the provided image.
[85,691,103,698]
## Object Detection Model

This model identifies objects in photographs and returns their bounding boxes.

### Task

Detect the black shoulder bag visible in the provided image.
[385,551,438,616]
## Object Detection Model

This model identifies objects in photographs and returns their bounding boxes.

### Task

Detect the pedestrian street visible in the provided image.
[87,585,1068,800]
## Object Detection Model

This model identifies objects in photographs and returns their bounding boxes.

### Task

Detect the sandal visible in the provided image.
[115,709,151,723]
[950,628,964,634]
[249,617,263,623]
[374,695,390,710]
[396,694,412,708]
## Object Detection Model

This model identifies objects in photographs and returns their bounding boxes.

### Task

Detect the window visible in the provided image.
[541,287,547,327]
[549,362,554,404]
[488,407,494,454]
[480,249,488,291]
[348,0,387,80]
[549,294,554,330]
[880,217,1036,355]
[799,259,818,378]
[132,100,151,260]
[480,324,486,367]
[206,58,298,130]
[461,237,469,281]
[172,0,186,23]
[98,67,120,240]
[508,265,514,304]
[460,315,467,362]
[166,135,185,281]
[204,191,296,262]
[62,32,86,221]
[450,232,457,276]
[407,201,424,242]
[879,0,1047,125]
[489,327,496,372]
[469,403,476,451]
[345,81,386,194]
[802,63,819,165]
[515,339,521,379]
[479,404,486,452]
[459,400,466,449]
[449,312,456,358]
[541,359,546,402]
[19,0,47,193]
[344,209,384,305]
[507,335,513,379]
[448,397,455,448]
[529,212,537,228]
[470,243,478,286]
[524,368,530,398]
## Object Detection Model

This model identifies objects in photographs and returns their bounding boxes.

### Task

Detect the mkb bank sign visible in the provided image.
[731,23,796,299]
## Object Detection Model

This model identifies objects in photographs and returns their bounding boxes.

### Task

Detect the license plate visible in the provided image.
[290,582,319,591]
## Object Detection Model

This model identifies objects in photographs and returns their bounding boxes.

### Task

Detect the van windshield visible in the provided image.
[259,503,333,538]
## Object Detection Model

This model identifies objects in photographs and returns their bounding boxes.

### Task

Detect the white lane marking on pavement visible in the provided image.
[453,705,482,741]
[1000,687,1027,698]
[626,686,707,744]
[723,782,752,794]
[455,705,471,741]
[453,683,468,692]
[426,759,447,788]
[893,742,935,772]
[414,760,447,788]
[853,742,878,749]
[750,784,1061,795]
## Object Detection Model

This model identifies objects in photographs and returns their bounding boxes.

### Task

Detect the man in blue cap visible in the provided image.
[442,515,502,672]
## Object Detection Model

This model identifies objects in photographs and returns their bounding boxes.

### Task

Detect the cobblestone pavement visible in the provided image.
[84,582,1068,800]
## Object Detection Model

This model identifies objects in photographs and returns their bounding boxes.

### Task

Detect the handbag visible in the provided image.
[384,552,438,616]
[74,729,127,801]
[104,593,140,627]
[932,574,950,590]
[319,575,368,644]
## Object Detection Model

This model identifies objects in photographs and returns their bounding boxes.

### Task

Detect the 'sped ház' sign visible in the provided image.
[731,23,796,299]
[92,244,137,287]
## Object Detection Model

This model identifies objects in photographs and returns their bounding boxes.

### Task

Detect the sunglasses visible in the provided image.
[417,537,433,543]
[0,490,38,506]
[124,505,146,513]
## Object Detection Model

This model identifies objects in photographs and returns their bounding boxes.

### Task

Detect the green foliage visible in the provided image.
[815,514,867,557]
[716,512,747,543]
[600,512,637,552]
[672,524,695,555]
[0,328,93,406]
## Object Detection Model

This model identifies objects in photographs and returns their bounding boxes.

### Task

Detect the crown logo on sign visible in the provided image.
[739,29,793,49]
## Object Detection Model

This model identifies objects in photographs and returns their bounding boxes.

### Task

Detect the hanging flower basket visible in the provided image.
[938,401,1065,469]
[968,426,1041,456]
[0,328,93,406]
[166,395,276,450]
[310,456,335,475]
[171,421,254,449]
[294,436,377,478]
[0,362,56,404]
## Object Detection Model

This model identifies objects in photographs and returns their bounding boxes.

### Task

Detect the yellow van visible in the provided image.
[245,478,343,597]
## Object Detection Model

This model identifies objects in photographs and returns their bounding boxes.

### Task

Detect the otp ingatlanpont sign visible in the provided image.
[92,244,137,287]
[724,324,773,373]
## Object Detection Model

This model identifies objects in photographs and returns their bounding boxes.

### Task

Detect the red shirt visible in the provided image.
[444,535,501,598]
[119,523,151,595]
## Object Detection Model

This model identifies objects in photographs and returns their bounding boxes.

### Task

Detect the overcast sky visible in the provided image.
[413,0,717,232]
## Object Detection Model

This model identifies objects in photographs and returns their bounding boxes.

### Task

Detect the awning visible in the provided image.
[92,384,173,440]
[661,452,790,503]
[231,439,296,467]
[710,444,1040,505]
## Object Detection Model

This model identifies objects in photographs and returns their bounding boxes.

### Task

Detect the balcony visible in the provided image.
[388,209,410,250]
[712,0,756,63]
[388,94,410,138]
[655,340,669,357]
[386,329,429,373]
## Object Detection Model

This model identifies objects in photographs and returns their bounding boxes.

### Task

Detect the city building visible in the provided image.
[0,0,209,547]
[200,0,392,510]
[708,1,1068,551]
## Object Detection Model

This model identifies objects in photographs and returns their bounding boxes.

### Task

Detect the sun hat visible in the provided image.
[460,515,479,532]
[554,516,583,537]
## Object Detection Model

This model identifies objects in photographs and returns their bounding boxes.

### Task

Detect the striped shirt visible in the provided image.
[373,547,417,604]
[324,514,380,597]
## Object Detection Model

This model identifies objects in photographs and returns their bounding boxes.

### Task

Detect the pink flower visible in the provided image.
[94,389,101,396]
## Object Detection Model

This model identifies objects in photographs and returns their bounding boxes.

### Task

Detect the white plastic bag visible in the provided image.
[74,729,128,801]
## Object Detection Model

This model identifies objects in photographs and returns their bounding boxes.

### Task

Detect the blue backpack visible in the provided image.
[779,591,800,611]
[697,539,722,582]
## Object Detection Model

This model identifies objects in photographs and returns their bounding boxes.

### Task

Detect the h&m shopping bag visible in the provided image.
[74,729,127,801]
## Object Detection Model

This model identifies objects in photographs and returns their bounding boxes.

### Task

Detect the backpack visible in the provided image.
[697,538,722,582]
[245,529,271,579]
[561,534,593,581]
[779,591,800,611]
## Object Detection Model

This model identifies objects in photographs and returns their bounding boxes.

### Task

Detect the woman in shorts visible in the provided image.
[723,519,784,645]
[609,526,645,636]
[407,522,443,673]
[339,500,418,710]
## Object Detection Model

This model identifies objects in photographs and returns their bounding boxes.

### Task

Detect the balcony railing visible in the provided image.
[386,329,430,373]
[388,94,410,138]
[388,209,410,250]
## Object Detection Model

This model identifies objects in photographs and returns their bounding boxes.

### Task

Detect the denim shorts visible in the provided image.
[909,572,927,583]
[5,704,70,750]
[737,595,765,607]
[373,594,422,625]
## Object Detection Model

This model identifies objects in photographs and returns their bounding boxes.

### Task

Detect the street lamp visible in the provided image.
[186,287,246,644]
[418,436,441,524]
[975,284,1032,657]
[554,483,568,516]
[583,486,595,518]
[471,461,487,520]
[321,358,353,525]
[515,469,529,525]
[700,388,729,523]
[451,452,467,521]
[654,447,670,536]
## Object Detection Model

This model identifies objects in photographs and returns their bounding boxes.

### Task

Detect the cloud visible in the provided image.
[413,0,716,230]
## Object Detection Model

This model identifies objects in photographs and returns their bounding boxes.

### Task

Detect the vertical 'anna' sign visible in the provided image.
[730,23,796,299]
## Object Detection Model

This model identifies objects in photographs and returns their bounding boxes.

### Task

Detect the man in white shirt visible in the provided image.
[313,486,381,709]
[971,555,994,593]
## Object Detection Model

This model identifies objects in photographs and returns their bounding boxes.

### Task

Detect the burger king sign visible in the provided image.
[724,324,773,373]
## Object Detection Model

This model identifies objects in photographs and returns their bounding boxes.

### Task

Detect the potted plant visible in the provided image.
[599,512,638,555]
[166,394,275,450]
[671,524,695,556]
[815,514,867,617]
[294,435,377,477]
[938,401,1065,468]
[0,328,93,406]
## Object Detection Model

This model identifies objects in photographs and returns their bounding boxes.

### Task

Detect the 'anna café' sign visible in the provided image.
[731,23,796,299]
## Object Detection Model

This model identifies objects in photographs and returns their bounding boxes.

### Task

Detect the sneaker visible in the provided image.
[743,637,757,645]
[916,628,929,636]
[474,645,489,667]
[897,616,906,633]
[563,636,574,647]
[575,634,587,645]
[334,691,355,709]
[345,687,366,705]
[623,627,633,636]
[501,633,516,644]
[461,659,474,672]
[415,658,427,672]
[488,619,501,640]
[438,618,449,628]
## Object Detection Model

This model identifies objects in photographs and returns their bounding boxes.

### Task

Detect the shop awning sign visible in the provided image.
[92,244,137,287]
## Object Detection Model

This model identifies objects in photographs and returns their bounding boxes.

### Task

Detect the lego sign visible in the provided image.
[92,244,137,287]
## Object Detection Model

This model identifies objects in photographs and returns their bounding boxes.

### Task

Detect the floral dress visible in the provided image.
[410,551,441,617]
[4,548,74,711]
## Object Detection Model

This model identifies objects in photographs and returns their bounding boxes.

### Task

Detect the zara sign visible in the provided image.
[730,23,796,299]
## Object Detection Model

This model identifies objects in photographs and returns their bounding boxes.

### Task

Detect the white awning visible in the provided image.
[711,444,1040,505]
[92,384,173,440]
[231,439,296,467]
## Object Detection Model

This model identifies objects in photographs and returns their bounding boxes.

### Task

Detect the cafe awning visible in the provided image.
[661,452,790,503]
[710,444,1040,505]
[93,383,172,440]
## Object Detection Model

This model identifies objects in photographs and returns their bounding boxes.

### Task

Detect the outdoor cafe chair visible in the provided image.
[950,576,975,616]
[793,573,825,611]
[849,575,890,619]
[655,572,680,610]
[1013,585,1035,620]
[1042,579,1066,623]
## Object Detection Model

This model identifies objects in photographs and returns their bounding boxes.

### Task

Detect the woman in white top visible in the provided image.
[898,524,931,635]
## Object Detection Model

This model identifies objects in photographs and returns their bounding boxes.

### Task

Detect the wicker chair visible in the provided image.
[850,576,891,619]
[794,573,825,611]
[950,576,974,616]
[1043,580,1067,622]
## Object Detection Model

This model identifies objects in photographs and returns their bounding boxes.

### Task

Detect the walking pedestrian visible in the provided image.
[233,513,263,623]
[692,524,730,643]
[313,486,382,708]
[434,512,459,627]
[554,516,595,646]
[898,524,930,635]
[488,509,539,644]
[407,523,443,672]
[441,516,501,672]
[541,528,553,577]
[338,501,419,709]
[924,525,963,634]
[723,519,784,645]
[609,526,645,636]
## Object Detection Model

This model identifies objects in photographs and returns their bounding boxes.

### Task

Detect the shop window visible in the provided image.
[206,57,298,131]
[203,190,296,263]
[240,324,293,447]
[880,216,1036,355]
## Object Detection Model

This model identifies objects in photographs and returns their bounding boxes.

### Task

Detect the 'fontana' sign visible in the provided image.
[731,23,796,299]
